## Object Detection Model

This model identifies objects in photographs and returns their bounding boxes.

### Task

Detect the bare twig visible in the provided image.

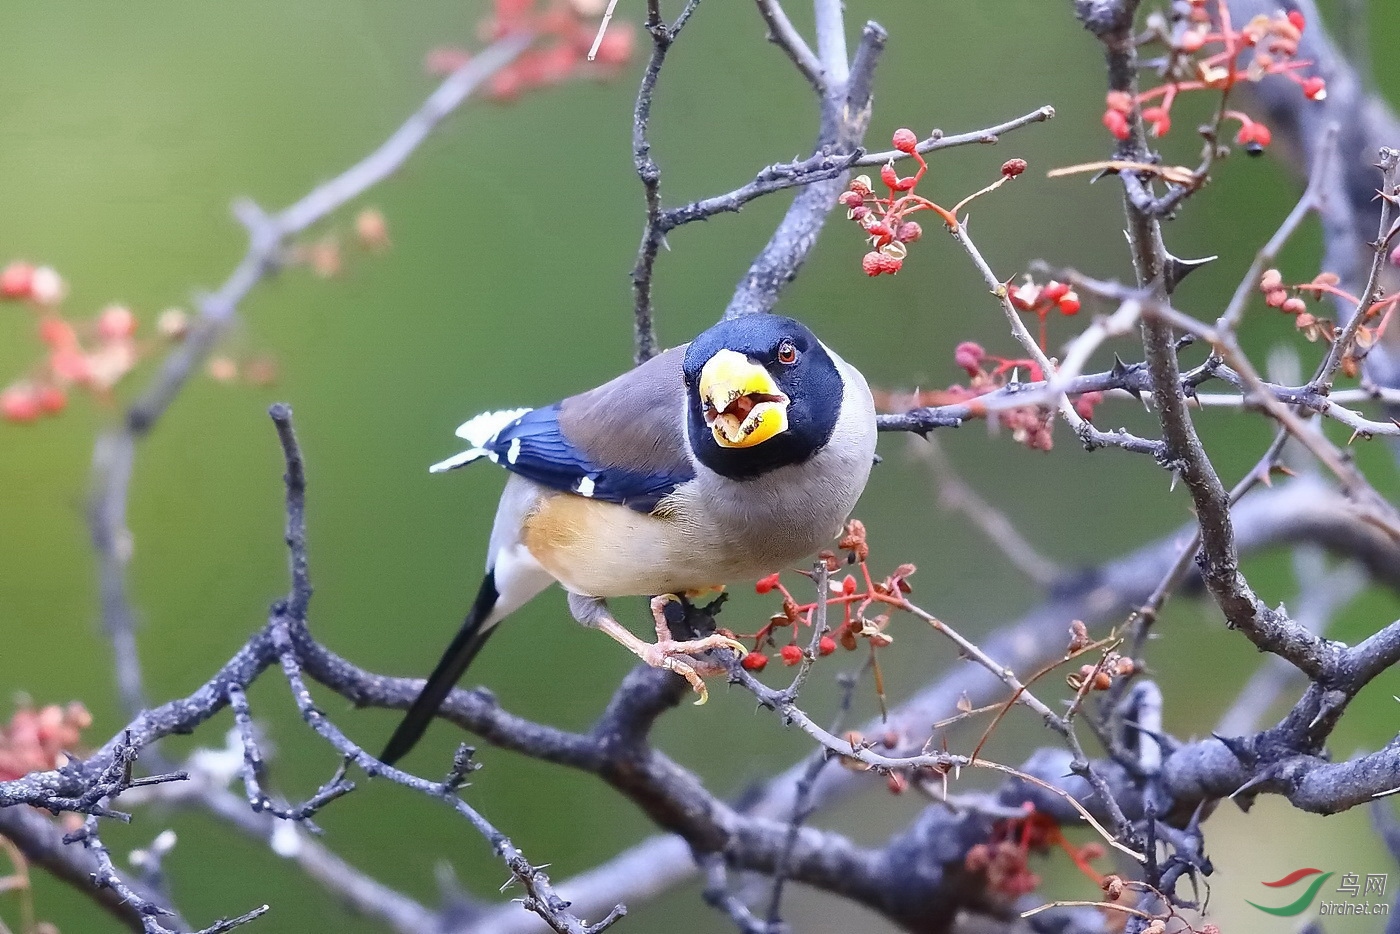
[629,0,703,363]
[857,105,1056,165]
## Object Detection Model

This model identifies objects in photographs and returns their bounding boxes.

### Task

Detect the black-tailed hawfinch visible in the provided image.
[380,314,877,764]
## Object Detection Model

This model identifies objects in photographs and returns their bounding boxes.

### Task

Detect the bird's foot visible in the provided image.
[645,595,746,704]
[571,592,745,706]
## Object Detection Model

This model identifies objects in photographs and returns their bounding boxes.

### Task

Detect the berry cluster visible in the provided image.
[1259,267,1400,374]
[1103,1,1324,154]
[427,0,635,101]
[2,209,391,425]
[839,128,1027,276]
[737,521,908,673]
[874,343,1104,452]
[1066,653,1136,693]
[966,807,1107,900]
[1,262,145,423]
[0,700,91,782]
[1008,276,1081,348]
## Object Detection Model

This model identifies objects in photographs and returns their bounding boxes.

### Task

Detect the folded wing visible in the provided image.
[430,345,695,514]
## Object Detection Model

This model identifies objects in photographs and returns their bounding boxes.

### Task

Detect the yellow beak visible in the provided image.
[698,349,790,449]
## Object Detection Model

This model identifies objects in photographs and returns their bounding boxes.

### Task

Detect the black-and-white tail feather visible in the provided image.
[379,571,502,765]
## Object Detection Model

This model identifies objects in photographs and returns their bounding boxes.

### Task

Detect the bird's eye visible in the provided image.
[777,339,799,365]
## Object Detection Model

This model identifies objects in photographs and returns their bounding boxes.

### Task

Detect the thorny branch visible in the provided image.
[10,1,1400,933]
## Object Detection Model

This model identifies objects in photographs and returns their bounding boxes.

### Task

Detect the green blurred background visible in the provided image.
[2,1,1399,931]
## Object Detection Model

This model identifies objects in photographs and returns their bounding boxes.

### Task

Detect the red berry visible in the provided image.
[1302,76,1326,101]
[97,305,137,341]
[1041,281,1070,302]
[818,636,837,657]
[1001,158,1027,179]
[1105,91,1133,113]
[35,385,66,415]
[741,652,768,672]
[1235,122,1272,148]
[1281,296,1307,315]
[1142,107,1170,137]
[755,573,781,594]
[1074,390,1104,420]
[779,644,803,666]
[954,341,986,374]
[891,127,919,154]
[863,251,902,276]
[837,190,862,208]
[893,176,918,192]
[841,574,857,595]
[0,262,34,299]
[1,386,41,423]
[879,163,900,190]
[38,316,78,349]
[1102,109,1130,140]
[1390,245,1400,268]
[895,221,922,243]
[1057,292,1081,315]
[849,175,873,197]
[49,347,90,384]
[1287,10,1305,32]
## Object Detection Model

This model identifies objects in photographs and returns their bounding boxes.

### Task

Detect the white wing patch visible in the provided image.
[575,475,596,497]
[507,437,522,464]
[429,407,533,474]
[455,407,533,447]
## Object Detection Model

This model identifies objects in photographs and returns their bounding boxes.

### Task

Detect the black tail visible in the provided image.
[380,571,500,765]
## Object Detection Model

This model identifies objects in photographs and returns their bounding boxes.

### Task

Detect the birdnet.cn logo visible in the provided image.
[1248,868,1390,917]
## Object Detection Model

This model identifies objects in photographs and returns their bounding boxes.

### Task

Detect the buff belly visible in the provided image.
[519,490,801,598]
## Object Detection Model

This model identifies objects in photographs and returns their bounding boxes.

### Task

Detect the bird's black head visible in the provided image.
[681,315,844,480]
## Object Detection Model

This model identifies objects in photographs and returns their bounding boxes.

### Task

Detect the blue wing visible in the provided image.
[483,405,693,514]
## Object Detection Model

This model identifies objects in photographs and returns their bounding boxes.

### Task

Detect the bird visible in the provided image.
[379,313,877,765]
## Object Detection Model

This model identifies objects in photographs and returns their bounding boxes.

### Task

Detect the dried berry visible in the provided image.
[1000,158,1027,179]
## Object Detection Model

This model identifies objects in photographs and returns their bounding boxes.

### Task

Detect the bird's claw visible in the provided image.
[644,594,745,702]
[643,634,746,703]
[663,657,709,704]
